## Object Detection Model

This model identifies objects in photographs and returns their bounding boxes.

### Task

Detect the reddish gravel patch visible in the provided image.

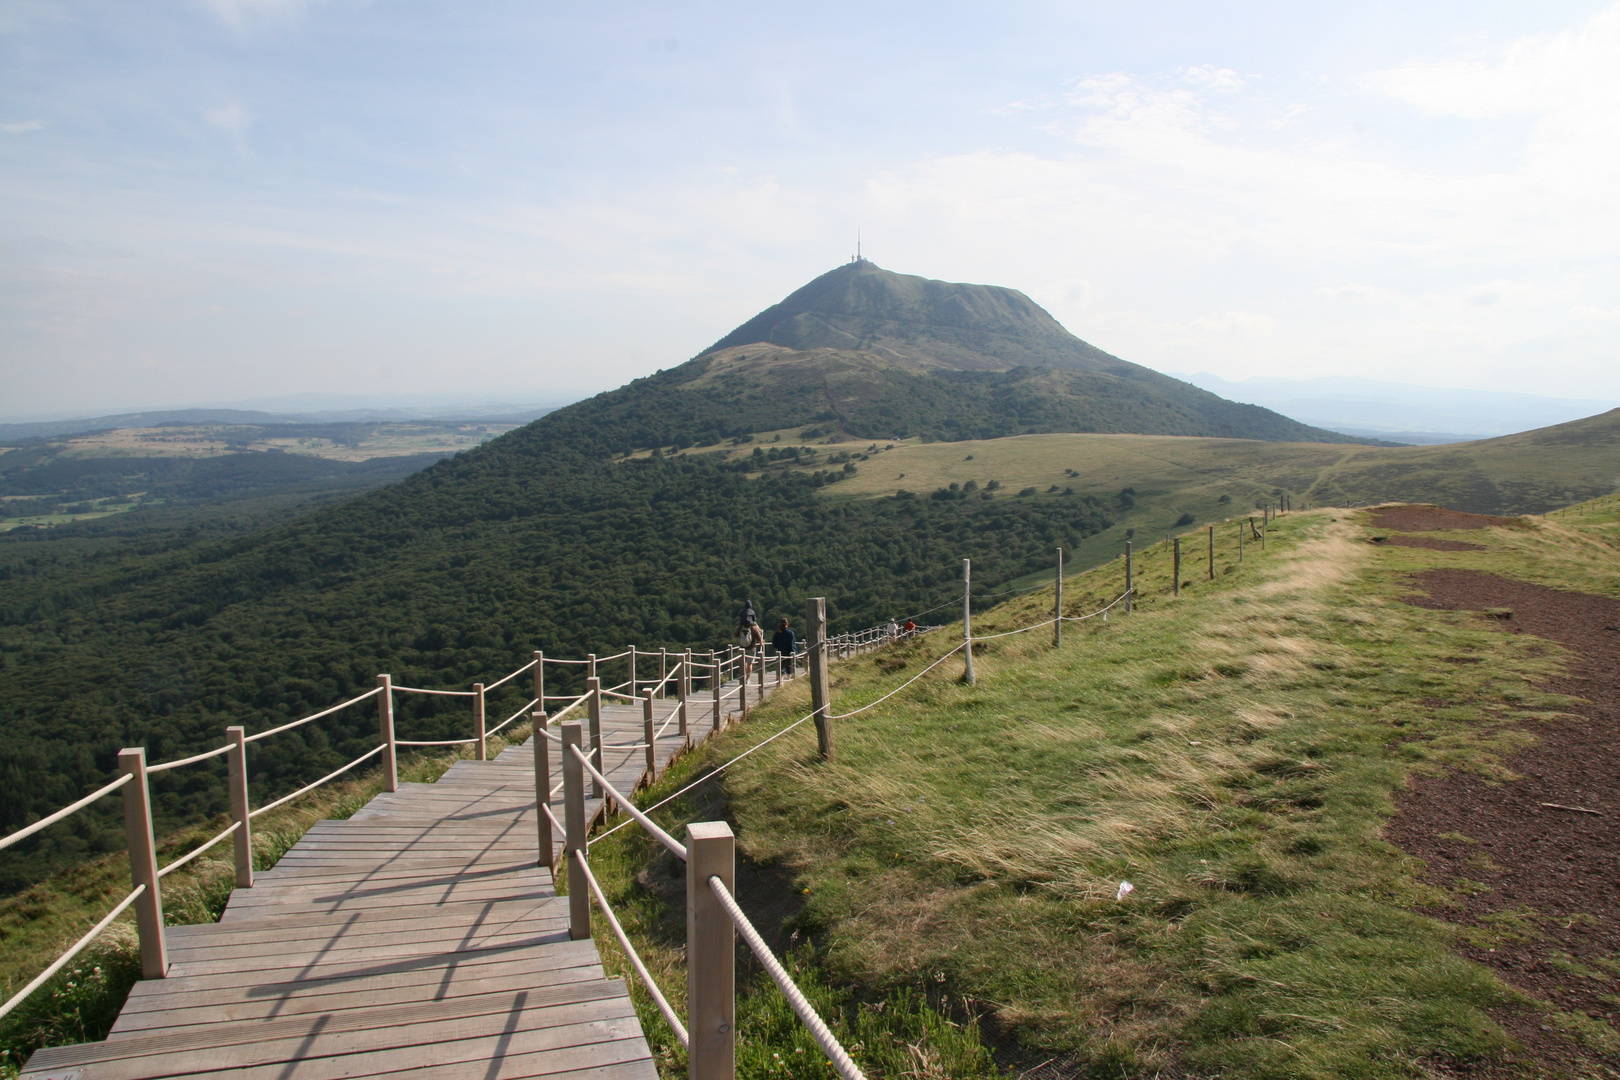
[1368,505,1518,531]
[1369,535,1487,552]
[1392,569,1620,1073]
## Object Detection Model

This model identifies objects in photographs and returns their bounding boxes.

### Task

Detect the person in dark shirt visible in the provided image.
[771,618,797,675]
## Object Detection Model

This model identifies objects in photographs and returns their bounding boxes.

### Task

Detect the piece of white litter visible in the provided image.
[1116,881,1135,901]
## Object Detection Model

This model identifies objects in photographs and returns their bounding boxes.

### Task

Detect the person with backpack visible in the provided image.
[736,600,764,682]
[771,617,797,675]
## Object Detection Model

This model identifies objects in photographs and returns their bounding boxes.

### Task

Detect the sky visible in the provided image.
[3,0,1618,419]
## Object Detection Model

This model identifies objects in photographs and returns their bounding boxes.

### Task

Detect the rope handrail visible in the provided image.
[591,708,819,846]
[597,650,633,663]
[639,661,682,697]
[973,617,1057,641]
[1063,588,1133,621]
[601,741,651,751]
[249,744,386,819]
[570,744,687,860]
[547,690,593,726]
[487,697,540,738]
[395,737,479,747]
[0,773,133,853]
[710,876,865,1080]
[157,820,240,879]
[574,853,689,1049]
[599,689,639,702]
[391,685,477,698]
[245,686,385,744]
[828,643,966,720]
[147,742,232,775]
[542,656,593,665]
[0,884,147,1024]
[483,657,538,692]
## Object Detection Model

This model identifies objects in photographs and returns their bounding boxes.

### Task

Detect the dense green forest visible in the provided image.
[0,428,1113,893]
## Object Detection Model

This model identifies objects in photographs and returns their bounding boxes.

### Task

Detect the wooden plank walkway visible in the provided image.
[23,673,790,1080]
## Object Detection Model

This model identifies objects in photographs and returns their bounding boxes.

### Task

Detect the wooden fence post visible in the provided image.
[376,673,397,793]
[532,712,553,869]
[473,682,487,762]
[807,597,834,761]
[560,722,589,941]
[1173,538,1181,597]
[774,649,782,686]
[1208,525,1215,580]
[1053,546,1063,647]
[642,689,656,781]
[1125,542,1133,614]
[1261,519,1266,550]
[687,821,736,1080]
[226,726,253,889]
[712,657,722,731]
[588,652,597,682]
[678,649,690,736]
[586,677,603,798]
[757,649,766,695]
[629,645,637,695]
[1239,520,1245,562]
[119,747,168,979]
[660,647,668,698]
[533,650,545,713]
[962,558,975,685]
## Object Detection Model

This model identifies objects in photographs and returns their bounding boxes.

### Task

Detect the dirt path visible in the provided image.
[1393,566,1620,1074]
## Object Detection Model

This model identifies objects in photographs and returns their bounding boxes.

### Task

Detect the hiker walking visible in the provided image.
[736,600,765,681]
[771,617,797,676]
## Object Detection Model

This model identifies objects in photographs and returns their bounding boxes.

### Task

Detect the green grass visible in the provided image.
[0,726,536,1077]
[587,502,1620,1078]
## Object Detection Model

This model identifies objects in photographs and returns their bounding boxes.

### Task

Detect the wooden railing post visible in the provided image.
[687,821,736,1080]
[473,682,487,761]
[533,650,545,713]
[376,673,397,793]
[711,657,722,731]
[807,597,833,762]
[1208,525,1215,580]
[226,725,253,889]
[757,649,765,695]
[119,747,168,979]
[586,677,603,798]
[962,558,975,685]
[629,645,637,695]
[1173,538,1182,596]
[533,712,553,869]
[1053,546,1063,647]
[560,722,590,941]
[660,647,668,698]
[588,652,597,682]
[1125,541,1133,614]
[679,650,690,736]
[642,689,656,780]
[774,649,782,686]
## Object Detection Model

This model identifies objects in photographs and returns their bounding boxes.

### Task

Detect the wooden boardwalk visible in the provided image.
[23,674,785,1080]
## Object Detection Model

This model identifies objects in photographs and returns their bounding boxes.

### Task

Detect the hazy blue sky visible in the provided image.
[3,1,1617,417]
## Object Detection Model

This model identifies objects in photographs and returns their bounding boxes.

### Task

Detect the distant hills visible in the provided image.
[0,402,563,443]
[541,262,1373,454]
[1179,373,1620,444]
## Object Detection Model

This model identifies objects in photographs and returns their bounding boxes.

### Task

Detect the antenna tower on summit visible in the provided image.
[851,230,864,264]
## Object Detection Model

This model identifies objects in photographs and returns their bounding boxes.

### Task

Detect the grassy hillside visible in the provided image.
[678,412,1620,569]
[584,499,1620,1078]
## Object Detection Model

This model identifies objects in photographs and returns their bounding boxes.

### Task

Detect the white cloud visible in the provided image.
[2,119,45,134]
[199,0,330,32]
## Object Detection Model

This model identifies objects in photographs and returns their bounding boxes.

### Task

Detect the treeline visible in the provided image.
[0,435,1109,893]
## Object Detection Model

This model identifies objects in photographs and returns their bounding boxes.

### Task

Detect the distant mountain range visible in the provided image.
[0,401,567,442]
[1176,373,1620,444]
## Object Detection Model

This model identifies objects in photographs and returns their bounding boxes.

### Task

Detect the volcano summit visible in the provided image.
[546,262,1361,455]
